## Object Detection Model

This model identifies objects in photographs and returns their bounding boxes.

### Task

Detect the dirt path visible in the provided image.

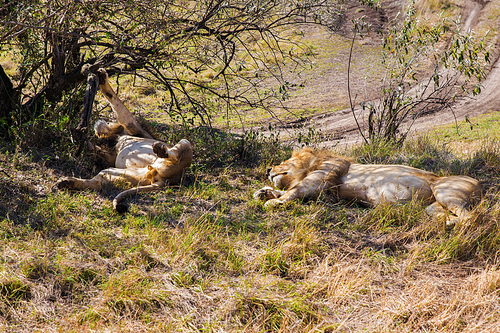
[410,53,500,133]
[269,0,498,148]
[410,0,498,133]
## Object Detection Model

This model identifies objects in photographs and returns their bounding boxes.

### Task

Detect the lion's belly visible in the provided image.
[114,136,158,169]
[338,164,435,206]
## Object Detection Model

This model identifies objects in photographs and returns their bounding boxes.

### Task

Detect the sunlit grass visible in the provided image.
[435,112,500,142]
[1,5,500,329]
[2,121,500,331]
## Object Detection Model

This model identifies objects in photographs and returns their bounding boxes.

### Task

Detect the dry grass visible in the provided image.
[1,124,500,332]
[2,1,500,330]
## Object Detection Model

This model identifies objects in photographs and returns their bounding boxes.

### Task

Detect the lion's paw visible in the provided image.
[97,68,109,83]
[53,178,76,191]
[445,216,460,229]
[253,187,272,200]
[264,199,281,209]
[253,186,282,200]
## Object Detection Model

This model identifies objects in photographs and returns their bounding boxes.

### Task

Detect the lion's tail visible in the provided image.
[113,181,165,213]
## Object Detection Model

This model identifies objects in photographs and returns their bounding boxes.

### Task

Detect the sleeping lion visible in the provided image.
[254,148,482,224]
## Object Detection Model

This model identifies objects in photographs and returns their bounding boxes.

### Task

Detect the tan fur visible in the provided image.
[55,69,193,212]
[254,148,482,225]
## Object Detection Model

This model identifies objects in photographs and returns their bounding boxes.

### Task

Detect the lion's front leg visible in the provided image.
[54,168,147,191]
[54,175,105,191]
[253,186,302,208]
[253,186,286,201]
[263,188,301,208]
[260,170,330,208]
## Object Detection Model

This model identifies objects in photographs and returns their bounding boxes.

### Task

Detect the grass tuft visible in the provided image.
[0,279,31,303]
[360,200,430,233]
[1,114,500,330]
[232,292,321,331]
[419,196,500,263]
[102,269,172,319]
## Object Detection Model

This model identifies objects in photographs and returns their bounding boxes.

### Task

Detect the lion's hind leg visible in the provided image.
[429,175,482,224]
[97,68,152,139]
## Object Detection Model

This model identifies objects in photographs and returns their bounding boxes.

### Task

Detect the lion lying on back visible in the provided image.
[254,148,482,224]
[55,69,193,212]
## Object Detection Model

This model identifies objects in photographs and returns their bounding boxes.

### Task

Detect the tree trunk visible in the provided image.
[0,64,14,133]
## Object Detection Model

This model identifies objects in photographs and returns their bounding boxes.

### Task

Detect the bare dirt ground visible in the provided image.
[271,0,499,147]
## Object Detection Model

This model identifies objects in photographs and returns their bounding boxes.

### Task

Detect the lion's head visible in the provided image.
[267,148,350,190]
[267,163,296,189]
[150,139,193,181]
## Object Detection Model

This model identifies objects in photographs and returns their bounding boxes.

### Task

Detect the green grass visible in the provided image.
[435,112,500,142]
[1,113,500,331]
[1,1,499,329]
[2,4,500,327]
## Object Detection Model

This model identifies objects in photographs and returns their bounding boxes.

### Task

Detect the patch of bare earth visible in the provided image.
[261,0,500,150]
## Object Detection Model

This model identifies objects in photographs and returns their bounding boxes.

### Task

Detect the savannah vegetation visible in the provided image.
[348,0,491,144]
[0,0,347,135]
[1,0,500,332]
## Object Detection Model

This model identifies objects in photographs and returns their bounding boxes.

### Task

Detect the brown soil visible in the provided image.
[269,0,499,147]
